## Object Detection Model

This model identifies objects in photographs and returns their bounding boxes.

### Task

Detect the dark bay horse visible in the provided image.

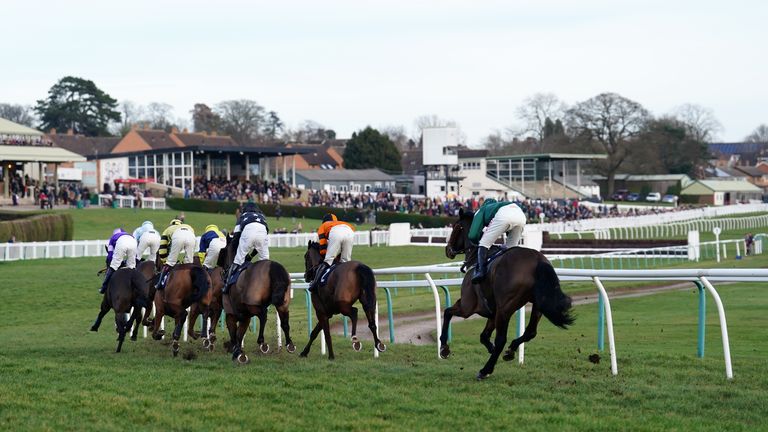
[90,268,150,352]
[221,235,294,364]
[150,263,212,357]
[300,241,386,360]
[137,259,158,331]
[187,266,224,351]
[442,208,574,380]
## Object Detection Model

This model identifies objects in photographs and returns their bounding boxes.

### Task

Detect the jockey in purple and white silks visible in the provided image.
[100,228,138,294]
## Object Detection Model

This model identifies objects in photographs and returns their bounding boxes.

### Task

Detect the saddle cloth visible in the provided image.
[319,263,338,286]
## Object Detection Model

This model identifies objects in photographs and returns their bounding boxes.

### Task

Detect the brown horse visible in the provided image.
[187,266,224,351]
[300,241,386,360]
[90,268,150,352]
[136,259,158,332]
[441,208,574,380]
[220,234,294,364]
[150,263,212,357]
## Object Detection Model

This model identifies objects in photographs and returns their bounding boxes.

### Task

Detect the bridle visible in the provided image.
[445,222,466,258]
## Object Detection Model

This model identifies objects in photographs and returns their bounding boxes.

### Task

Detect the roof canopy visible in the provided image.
[296,168,395,181]
[0,145,86,163]
[0,118,43,137]
[486,153,607,161]
[682,179,762,194]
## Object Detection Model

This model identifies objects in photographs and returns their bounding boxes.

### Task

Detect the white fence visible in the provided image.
[97,194,166,210]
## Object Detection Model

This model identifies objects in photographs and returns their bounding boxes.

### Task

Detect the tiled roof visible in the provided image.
[47,134,121,157]
[136,130,182,149]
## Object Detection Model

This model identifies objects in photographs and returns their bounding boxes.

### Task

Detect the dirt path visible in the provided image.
[328,282,697,346]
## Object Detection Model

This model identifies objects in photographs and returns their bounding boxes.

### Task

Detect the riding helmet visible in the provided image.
[242,202,260,213]
[112,228,125,235]
[169,219,182,226]
[322,213,338,223]
[142,220,154,229]
[205,224,219,233]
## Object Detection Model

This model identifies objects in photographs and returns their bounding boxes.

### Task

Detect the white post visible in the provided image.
[713,227,721,263]
[275,309,282,349]
[517,306,525,364]
[373,300,380,359]
[425,273,443,359]
[206,154,211,181]
[245,154,250,181]
[592,276,618,376]
[699,277,733,379]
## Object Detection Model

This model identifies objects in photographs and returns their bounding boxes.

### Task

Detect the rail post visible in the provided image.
[425,273,443,360]
[698,277,733,379]
[597,293,605,351]
[438,286,452,342]
[383,287,395,343]
[592,276,618,376]
[694,281,706,358]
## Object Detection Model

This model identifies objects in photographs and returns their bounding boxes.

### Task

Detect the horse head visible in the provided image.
[304,240,322,282]
[446,207,474,259]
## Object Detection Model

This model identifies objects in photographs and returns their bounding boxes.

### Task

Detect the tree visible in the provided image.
[215,99,266,144]
[672,103,722,143]
[514,93,567,148]
[637,117,708,176]
[380,125,410,151]
[263,111,284,139]
[0,103,35,127]
[143,102,176,131]
[343,126,402,172]
[191,103,222,134]
[285,120,335,142]
[35,76,121,136]
[567,92,650,195]
[745,124,768,143]
[113,101,144,135]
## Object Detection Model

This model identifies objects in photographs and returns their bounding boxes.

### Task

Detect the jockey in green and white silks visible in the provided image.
[467,199,527,284]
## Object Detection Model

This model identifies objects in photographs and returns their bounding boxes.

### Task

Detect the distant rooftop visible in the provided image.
[486,153,607,161]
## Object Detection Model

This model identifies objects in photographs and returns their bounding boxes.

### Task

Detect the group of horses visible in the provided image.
[91,211,574,380]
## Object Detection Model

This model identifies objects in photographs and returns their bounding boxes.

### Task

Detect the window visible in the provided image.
[462,161,481,170]
[364,184,371,192]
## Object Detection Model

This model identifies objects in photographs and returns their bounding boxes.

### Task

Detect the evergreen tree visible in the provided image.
[35,76,121,136]
[343,126,402,172]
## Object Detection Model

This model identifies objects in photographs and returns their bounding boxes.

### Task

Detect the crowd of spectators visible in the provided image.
[190,177,292,203]
[0,137,52,146]
[8,173,93,209]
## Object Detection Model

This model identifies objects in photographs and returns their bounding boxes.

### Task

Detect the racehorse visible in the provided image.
[150,262,212,357]
[136,259,158,333]
[186,265,224,352]
[300,241,386,360]
[220,233,295,364]
[442,208,575,380]
[90,268,150,353]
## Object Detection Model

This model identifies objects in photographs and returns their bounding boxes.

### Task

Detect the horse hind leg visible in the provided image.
[362,304,386,353]
[129,307,142,341]
[503,306,542,362]
[255,308,270,354]
[171,306,187,357]
[477,310,513,380]
[276,305,295,353]
[479,318,497,355]
[91,298,110,332]
[299,321,324,358]
[187,303,200,340]
[339,304,361,352]
[115,311,130,353]
[234,318,251,364]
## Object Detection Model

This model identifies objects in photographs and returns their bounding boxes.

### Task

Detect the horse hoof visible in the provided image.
[476,371,491,381]
[130,335,137,342]
[236,354,249,364]
[259,343,270,354]
[202,339,211,349]
[352,341,362,352]
[172,341,180,357]
[90,326,98,332]
[502,351,515,362]
[152,334,162,341]
[439,345,451,359]
[376,342,387,352]
[157,330,166,337]
[299,351,309,358]
[286,343,296,354]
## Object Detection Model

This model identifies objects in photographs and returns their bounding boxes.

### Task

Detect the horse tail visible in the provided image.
[533,260,574,329]
[269,261,290,307]
[190,266,211,304]
[130,269,149,308]
[356,264,377,312]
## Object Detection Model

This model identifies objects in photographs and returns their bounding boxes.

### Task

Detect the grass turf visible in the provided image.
[1,254,767,431]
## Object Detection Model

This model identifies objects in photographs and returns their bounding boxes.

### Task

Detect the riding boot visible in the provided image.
[99,268,115,294]
[223,264,240,294]
[309,262,329,293]
[156,264,170,290]
[471,246,489,284]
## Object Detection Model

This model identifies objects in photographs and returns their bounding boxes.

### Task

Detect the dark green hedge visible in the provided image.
[0,212,74,242]
[166,198,367,223]
[375,211,454,228]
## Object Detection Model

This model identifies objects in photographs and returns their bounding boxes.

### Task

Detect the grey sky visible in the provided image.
[2,0,765,144]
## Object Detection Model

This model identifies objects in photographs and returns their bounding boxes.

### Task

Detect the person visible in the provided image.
[308,213,355,293]
[468,198,527,284]
[156,219,196,290]
[100,228,138,294]
[198,224,226,270]
[133,220,161,261]
[224,202,269,293]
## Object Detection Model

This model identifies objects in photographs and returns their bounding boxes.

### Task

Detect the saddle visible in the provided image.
[319,263,338,287]
[226,262,251,287]
[461,245,514,274]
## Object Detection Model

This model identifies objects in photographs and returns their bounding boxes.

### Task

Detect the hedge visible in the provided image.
[0,212,74,242]
[166,198,367,223]
[375,211,454,228]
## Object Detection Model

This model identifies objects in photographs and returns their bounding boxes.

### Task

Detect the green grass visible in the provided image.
[1,254,767,431]
[43,208,376,240]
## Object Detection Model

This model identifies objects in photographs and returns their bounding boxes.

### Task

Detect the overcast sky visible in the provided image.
[2,0,765,144]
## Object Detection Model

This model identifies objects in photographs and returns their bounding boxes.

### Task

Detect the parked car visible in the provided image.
[626,192,641,201]
[611,189,630,201]
[662,194,678,204]
[645,192,661,202]
[583,195,603,203]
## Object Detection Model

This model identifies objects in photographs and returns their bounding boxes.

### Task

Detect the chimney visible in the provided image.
[171,126,179,134]
[67,128,74,136]
[49,128,57,135]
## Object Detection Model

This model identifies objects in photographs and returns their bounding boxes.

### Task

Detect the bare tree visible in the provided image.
[672,103,722,143]
[567,92,650,195]
[0,103,36,127]
[745,124,768,143]
[144,102,175,131]
[412,114,465,144]
[284,120,335,142]
[191,103,222,133]
[216,99,266,144]
[380,125,410,151]
[112,101,145,135]
[514,93,567,146]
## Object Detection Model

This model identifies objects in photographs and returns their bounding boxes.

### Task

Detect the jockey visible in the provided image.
[224,202,269,293]
[133,220,161,261]
[308,213,355,293]
[468,198,527,284]
[100,228,138,294]
[156,219,196,290]
[198,224,226,270]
